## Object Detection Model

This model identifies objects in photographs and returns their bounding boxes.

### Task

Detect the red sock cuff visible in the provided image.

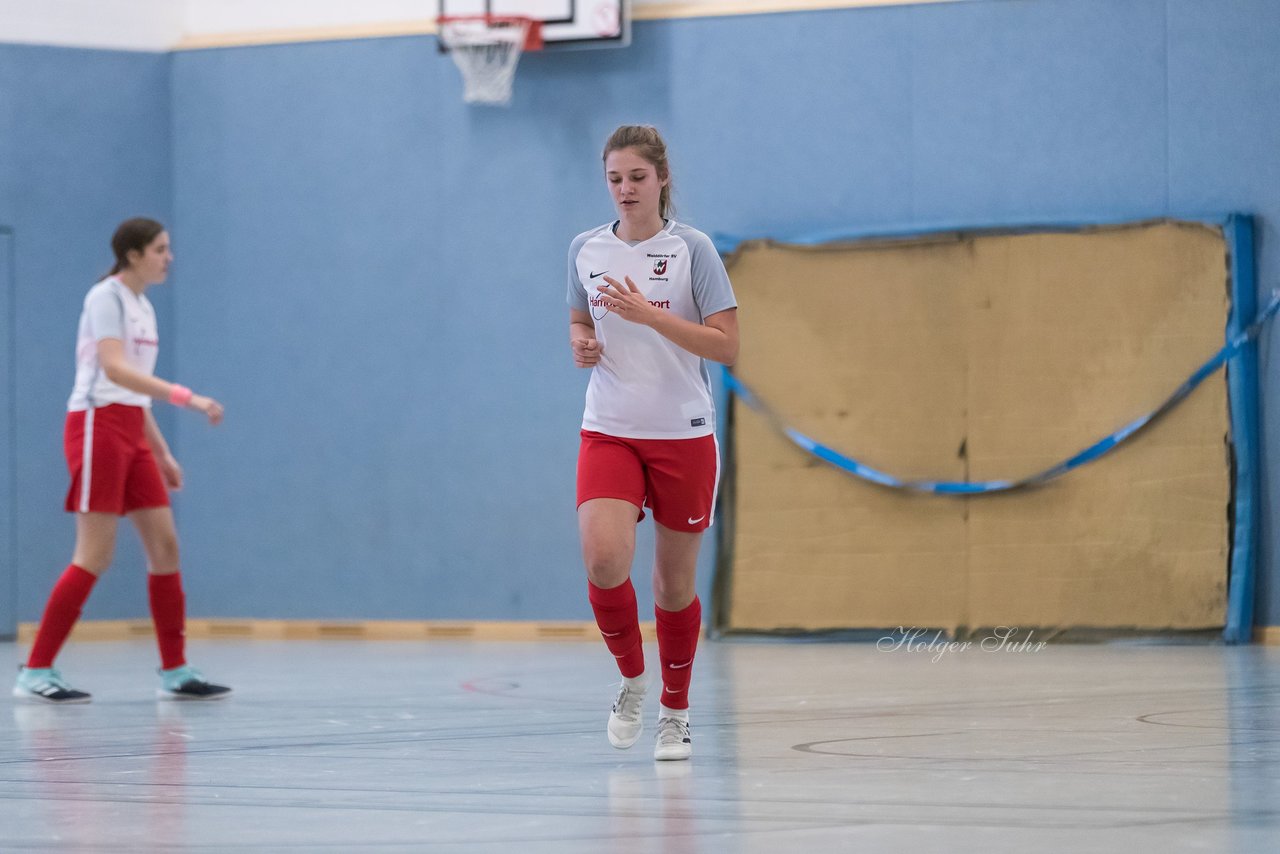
[656,596,701,627]
[65,564,99,593]
[588,578,637,607]
[148,572,183,594]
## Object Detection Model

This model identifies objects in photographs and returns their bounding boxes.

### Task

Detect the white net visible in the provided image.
[439,18,531,106]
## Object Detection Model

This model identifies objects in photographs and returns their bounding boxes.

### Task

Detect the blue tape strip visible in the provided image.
[726,291,1280,496]
[1225,215,1262,644]
[714,214,1242,257]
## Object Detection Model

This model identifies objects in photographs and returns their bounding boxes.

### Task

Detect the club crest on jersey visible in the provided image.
[653,259,668,276]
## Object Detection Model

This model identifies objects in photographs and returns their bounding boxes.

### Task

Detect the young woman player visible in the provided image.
[567,125,739,760]
[14,218,231,704]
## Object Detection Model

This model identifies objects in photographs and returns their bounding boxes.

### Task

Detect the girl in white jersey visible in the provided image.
[13,218,231,704]
[567,125,739,761]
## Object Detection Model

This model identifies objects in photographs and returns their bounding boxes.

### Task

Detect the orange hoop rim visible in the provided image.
[436,15,544,52]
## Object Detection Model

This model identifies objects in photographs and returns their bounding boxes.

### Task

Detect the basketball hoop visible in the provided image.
[437,15,543,106]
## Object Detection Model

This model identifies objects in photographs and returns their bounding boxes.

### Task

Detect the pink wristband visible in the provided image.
[168,384,193,407]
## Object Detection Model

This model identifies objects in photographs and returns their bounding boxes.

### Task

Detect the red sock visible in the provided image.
[655,597,702,711]
[27,565,98,668]
[148,572,187,670]
[588,579,645,679]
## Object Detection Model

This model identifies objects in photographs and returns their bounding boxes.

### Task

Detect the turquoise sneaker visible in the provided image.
[157,664,231,701]
[13,666,91,704]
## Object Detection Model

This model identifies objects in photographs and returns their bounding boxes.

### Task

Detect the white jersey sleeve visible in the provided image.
[682,229,738,319]
[566,229,597,313]
[85,287,127,341]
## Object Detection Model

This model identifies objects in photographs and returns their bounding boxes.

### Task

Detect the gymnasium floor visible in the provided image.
[1,638,1278,852]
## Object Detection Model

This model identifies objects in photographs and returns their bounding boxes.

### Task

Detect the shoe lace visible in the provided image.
[612,685,644,722]
[656,716,690,746]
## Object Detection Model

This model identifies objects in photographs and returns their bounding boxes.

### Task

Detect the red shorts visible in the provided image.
[64,404,169,515]
[576,430,720,533]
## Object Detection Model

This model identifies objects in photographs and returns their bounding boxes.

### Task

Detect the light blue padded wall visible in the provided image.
[6,0,1280,626]
[0,45,173,625]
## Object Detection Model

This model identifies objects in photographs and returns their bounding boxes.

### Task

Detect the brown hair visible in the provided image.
[108,217,166,276]
[602,125,674,219]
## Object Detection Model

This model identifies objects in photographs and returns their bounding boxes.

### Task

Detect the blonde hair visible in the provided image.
[602,125,674,219]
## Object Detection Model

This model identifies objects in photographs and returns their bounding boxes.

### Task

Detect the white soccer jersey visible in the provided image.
[67,276,158,411]
[567,220,738,439]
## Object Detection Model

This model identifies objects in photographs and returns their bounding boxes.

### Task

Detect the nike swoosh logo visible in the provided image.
[668,660,693,670]
[601,630,623,638]
[589,271,608,278]
[687,516,706,525]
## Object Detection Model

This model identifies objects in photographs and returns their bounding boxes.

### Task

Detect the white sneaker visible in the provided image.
[654,715,692,761]
[607,674,648,749]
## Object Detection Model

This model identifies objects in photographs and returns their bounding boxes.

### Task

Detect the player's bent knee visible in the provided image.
[586,550,634,591]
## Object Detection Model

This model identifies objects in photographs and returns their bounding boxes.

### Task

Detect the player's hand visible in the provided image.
[160,453,183,490]
[190,394,224,426]
[572,337,602,368]
[598,276,655,325]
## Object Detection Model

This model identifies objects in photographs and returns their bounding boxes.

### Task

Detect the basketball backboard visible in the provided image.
[436,0,630,50]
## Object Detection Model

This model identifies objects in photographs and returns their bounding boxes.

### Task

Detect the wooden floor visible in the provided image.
[2,637,1279,852]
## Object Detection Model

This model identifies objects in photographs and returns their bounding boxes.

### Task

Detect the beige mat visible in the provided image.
[724,220,1231,634]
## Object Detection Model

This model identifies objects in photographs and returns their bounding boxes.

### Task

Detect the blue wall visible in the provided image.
[168,34,685,619]
[1,230,14,638]
[0,45,173,624]
[5,0,1280,626]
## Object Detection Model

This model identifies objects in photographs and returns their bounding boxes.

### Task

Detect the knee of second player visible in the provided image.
[143,530,181,573]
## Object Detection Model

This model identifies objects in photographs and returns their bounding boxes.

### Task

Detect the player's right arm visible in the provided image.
[96,338,224,424]
[569,309,601,368]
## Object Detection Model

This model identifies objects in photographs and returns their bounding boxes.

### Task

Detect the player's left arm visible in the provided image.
[143,408,183,490]
[652,305,738,366]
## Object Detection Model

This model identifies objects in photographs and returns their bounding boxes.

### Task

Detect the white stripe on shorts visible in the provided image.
[708,433,721,528]
[78,407,95,513]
